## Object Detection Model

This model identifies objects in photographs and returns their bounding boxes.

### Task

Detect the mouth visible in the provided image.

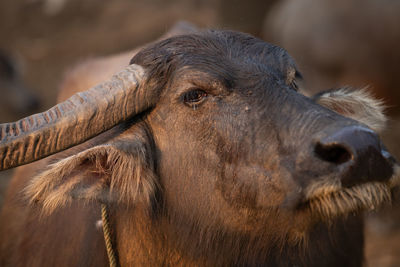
[298,164,400,220]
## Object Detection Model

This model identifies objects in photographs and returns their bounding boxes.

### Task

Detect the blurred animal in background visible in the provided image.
[57,21,197,102]
[0,51,40,120]
[0,24,399,266]
[264,0,400,114]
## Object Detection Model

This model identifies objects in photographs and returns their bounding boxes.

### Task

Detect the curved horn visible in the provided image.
[0,64,149,171]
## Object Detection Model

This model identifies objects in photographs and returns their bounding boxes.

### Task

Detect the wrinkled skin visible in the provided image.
[0,30,397,266]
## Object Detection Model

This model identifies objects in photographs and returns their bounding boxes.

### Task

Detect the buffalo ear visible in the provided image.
[24,125,158,214]
[313,88,387,133]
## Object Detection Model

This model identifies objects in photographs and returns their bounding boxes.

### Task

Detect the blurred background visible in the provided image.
[0,0,399,266]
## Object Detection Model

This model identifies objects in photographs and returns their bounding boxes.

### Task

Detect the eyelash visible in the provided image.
[182,89,208,105]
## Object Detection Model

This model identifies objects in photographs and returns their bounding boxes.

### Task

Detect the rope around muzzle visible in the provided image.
[101,204,120,267]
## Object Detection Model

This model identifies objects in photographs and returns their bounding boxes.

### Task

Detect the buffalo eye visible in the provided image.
[182,89,208,105]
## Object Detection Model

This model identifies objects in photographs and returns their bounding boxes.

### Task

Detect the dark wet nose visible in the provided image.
[314,125,393,186]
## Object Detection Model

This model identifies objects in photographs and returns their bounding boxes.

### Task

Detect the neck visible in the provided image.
[113,206,364,266]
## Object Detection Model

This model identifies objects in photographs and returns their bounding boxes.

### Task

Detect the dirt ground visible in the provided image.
[0,0,399,266]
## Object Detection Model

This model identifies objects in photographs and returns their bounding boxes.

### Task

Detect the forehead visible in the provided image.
[170,31,300,82]
[131,30,301,90]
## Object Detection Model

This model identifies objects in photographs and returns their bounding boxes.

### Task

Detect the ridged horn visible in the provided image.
[0,64,148,171]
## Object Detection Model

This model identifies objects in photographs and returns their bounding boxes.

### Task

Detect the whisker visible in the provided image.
[303,182,391,220]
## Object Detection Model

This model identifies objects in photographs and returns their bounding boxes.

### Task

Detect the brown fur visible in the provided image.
[25,123,158,215]
[314,87,387,133]
[304,181,391,220]
[300,164,400,224]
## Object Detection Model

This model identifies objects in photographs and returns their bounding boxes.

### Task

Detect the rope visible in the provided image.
[101,203,120,267]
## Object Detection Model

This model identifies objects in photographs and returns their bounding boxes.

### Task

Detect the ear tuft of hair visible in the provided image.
[313,87,387,133]
[24,143,157,215]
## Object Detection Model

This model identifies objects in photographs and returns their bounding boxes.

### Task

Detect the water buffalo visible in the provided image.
[0,51,40,120]
[0,28,399,267]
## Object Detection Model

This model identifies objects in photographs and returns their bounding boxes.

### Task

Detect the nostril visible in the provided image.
[311,125,394,186]
[314,142,352,165]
